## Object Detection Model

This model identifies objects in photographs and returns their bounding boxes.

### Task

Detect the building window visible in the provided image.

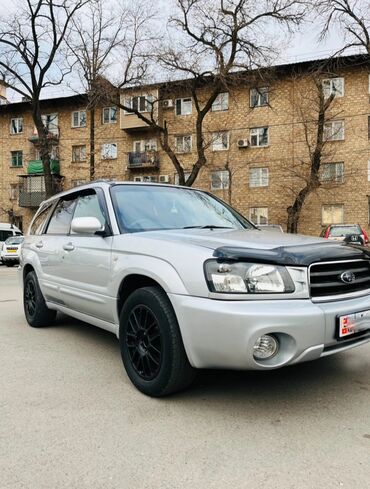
[175,98,192,116]
[211,170,229,190]
[42,113,58,134]
[10,117,23,134]
[250,167,269,187]
[324,120,344,141]
[174,171,191,185]
[72,145,87,162]
[249,207,268,225]
[35,145,59,161]
[71,179,87,187]
[322,77,344,98]
[250,87,269,108]
[322,204,344,225]
[212,92,229,112]
[175,135,192,153]
[125,96,153,114]
[72,110,86,128]
[321,162,344,183]
[212,131,229,151]
[11,150,23,167]
[9,183,19,200]
[250,127,269,147]
[102,106,117,124]
[101,143,117,159]
[133,139,157,152]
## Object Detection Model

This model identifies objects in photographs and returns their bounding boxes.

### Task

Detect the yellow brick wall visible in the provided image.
[0,64,369,236]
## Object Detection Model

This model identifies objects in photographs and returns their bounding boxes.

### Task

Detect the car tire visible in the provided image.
[24,271,56,327]
[119,286,196,397]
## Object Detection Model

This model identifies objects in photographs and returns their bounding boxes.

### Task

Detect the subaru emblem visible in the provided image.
[341,271,356,283]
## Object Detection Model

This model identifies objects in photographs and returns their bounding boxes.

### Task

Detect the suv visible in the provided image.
[20,182,370,397]
[321,224,368,245]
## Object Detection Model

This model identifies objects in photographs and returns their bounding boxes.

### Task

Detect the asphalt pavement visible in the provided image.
[1,266,370,489]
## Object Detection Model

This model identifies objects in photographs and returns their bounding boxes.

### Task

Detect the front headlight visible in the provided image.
[204,260,295,294]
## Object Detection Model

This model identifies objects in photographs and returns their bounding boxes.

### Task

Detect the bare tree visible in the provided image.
[67,0,152,180]
[318,0,370,55]
[0,0,88,197]
[285,68,340,233]
[107,0,307,186]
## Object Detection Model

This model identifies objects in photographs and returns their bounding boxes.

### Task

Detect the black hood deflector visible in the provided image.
[213,242,370,267]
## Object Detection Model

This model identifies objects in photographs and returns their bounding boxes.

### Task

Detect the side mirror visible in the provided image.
[71,217,104,235]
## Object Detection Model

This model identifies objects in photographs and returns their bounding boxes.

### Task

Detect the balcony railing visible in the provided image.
[128,151,160,169]
[28,127,60,143]
[18,174,62,208]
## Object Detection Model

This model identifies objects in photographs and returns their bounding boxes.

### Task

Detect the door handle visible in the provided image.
[63,242,75,252]
[35,241,43,249]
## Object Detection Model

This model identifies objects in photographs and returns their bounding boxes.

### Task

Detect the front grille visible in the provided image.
[310,260,370,299]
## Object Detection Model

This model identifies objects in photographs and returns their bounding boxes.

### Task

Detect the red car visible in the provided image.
[321,224,369,245]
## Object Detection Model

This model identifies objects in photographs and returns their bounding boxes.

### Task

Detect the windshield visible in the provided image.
[5,237,24,245]
[330,225,361,237]
[111,185,253,233]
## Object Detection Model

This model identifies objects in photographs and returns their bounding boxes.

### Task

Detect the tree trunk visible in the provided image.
[89,107,95,181]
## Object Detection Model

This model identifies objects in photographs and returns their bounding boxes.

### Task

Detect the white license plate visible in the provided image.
[338,310,370,338]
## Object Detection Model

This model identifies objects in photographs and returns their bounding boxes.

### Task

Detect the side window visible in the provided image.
[29,204,53,235]
[46,198,77,235]
[71,192,106,234]
[0,230,13,241]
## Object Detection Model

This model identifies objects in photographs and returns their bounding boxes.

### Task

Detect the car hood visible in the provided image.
[141,228,370,266]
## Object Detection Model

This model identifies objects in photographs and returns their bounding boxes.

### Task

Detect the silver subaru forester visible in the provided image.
[20,181,370,396]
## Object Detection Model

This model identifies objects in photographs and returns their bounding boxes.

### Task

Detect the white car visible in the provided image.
[20,182,370,397]
[0,223,22,251]
[1,236,24,266]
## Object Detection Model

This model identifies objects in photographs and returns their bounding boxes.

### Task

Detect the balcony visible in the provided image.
[19,175,62,208]
[127,151,160,169]
[27,159,60,175]
[28,127,60,143]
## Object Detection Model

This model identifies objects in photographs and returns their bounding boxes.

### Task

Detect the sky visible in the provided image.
[0,0,356,101]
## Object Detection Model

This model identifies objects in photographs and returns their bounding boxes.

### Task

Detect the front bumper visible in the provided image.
[168,293,370,369]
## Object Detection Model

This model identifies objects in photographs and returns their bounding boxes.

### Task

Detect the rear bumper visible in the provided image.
[168,293,370,369]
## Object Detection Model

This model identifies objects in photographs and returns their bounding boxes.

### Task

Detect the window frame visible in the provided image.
[212,131,230,151]
[321,204,344,226]
[249,167,269,188]
[10,117,23,135]
[211,170,230,190]
[72,144,87,163]
[175,135,192,153]
[249,207,269,225]
[211,92,229,112]
[102,106,118,124]
[324,120,345,141]
[250,127,269,147]
[11,150,23,168]
[71,110,87,128]
[250,87,269,108]
[322,77,344,98]
[101,142,118,160]
[175,97,192,116]
[321,162,344,184]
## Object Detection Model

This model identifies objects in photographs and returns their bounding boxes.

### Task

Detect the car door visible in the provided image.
[57,188,114,323]
[35,196,78,304]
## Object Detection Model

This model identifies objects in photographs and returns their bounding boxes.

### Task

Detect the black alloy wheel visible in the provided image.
[126,305,162,381]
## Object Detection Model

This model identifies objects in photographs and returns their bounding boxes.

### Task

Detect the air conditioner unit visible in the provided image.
[237,139,249,148]
[159,175,170,183]
[134,176,143,182]
[161,99,174,109]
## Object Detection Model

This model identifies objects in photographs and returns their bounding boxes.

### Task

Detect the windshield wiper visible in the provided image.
[182,225,234,229]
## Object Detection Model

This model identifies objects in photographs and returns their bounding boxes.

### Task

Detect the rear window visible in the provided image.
[329,225,361,237]
[0,230,13,241]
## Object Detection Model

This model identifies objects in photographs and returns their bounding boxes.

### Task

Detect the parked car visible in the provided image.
[0,223,22,250]
[321,224,368,245]
[1,236,24,266]
[20,182,370,397]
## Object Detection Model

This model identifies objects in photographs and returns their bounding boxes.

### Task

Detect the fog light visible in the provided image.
[253,335,279,360]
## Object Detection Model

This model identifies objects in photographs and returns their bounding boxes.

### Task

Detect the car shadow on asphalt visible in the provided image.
[53,313,370,409]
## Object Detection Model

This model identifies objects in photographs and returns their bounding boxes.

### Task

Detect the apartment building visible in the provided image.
[1,54,370,234]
